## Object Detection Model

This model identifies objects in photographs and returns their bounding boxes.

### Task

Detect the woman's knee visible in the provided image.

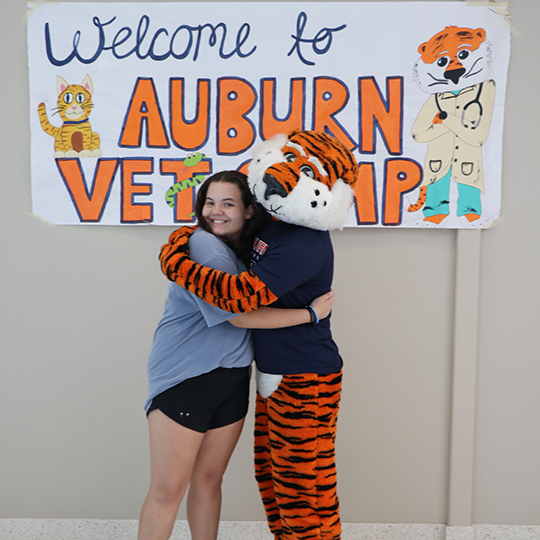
[149,478,189,507]
[190,468,224,494]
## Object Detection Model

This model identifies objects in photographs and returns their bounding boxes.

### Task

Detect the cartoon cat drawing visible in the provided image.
[38,74,102,158]
[410,26,495,226]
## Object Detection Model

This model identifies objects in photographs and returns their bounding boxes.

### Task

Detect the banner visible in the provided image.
[27,2,511,227]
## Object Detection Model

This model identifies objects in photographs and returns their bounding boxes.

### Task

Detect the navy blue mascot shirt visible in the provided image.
[250,219,342,375]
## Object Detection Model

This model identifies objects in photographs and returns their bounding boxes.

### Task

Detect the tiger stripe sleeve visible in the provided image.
[159,226,278,314]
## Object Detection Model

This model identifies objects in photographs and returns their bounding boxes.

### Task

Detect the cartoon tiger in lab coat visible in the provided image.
[409,26,496,226]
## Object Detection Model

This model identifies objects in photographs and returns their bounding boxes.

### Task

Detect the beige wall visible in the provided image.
[1,0,539,526]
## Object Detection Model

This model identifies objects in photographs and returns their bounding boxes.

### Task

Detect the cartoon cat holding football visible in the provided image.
[410,26,496,226]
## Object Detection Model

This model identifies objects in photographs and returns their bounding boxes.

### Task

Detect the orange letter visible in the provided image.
[56,158,119,222]
[161,158,212,223]
[217,77,256,155]
[237,160,250,175]
[383,158,422,226]
[121,158,154,223]
[170,78,210,151]
[352,162,378,225]
[260,78,305,140]
[119,78,169,148]
[312,77,356,152]
[359,76,403,155]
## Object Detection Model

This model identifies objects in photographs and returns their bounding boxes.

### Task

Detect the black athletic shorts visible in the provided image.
[147,366,250,433]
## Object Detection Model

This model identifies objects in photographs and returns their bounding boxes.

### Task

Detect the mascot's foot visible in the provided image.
[423,214,448,225]
[464,213,480,222]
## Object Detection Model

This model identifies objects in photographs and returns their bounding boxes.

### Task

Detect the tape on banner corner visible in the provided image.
[482,216,504,229]
[25,212,57,227]
[466,1,521,37]
[24,2,58,22]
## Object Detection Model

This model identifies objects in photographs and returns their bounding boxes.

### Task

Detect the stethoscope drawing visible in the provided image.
[435,82,484,129]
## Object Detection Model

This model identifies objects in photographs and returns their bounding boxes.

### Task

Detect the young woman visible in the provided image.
[138,171,334,540]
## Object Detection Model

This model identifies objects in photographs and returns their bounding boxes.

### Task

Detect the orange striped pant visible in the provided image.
[254,372,342,540]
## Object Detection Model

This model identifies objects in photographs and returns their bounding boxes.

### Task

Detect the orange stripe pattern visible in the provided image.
[159,226,277,313]
[254,372,342,540]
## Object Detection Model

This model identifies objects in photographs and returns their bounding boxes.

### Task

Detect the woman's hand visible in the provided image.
[310,290,334,321]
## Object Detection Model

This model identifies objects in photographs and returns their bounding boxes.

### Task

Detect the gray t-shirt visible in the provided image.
[145,228,253,412]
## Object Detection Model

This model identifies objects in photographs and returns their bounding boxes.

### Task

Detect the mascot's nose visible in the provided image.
[444,68,466,85]
[263,173,288,200]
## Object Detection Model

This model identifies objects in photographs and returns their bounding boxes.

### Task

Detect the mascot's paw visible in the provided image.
[159,225,197,280]
[168,225,197,247]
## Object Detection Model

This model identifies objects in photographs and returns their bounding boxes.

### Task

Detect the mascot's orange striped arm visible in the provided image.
[160,130,357,314]
[159,226,277,313]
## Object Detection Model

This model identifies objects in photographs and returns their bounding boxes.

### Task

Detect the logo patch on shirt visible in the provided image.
[253,238,268,255]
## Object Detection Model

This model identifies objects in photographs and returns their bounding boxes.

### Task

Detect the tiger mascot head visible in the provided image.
[413,26,492,94]
[247,130,358,231]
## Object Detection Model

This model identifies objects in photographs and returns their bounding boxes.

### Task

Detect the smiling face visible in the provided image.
[202,181,253,244]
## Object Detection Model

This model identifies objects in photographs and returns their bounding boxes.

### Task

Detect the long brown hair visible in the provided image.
[195,171,267,264]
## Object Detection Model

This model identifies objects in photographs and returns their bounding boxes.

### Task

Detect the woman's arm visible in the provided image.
[229,290,334,329]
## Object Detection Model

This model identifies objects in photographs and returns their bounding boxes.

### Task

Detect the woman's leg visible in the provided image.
[186,417,246,540]
[138,409,205,540]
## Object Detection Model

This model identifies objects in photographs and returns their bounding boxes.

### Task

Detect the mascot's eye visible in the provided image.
[284,152,296,163]
[437,57,449,68]
[300,165,315,178]
[458,50,469,60]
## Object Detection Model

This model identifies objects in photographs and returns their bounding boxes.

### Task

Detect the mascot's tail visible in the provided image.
[408,186,427,212]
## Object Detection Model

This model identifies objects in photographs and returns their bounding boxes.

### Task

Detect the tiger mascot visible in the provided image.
[160,129,358,540]
[409,26,496,226]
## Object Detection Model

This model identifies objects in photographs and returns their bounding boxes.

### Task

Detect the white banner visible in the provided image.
[27,2,511,227]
